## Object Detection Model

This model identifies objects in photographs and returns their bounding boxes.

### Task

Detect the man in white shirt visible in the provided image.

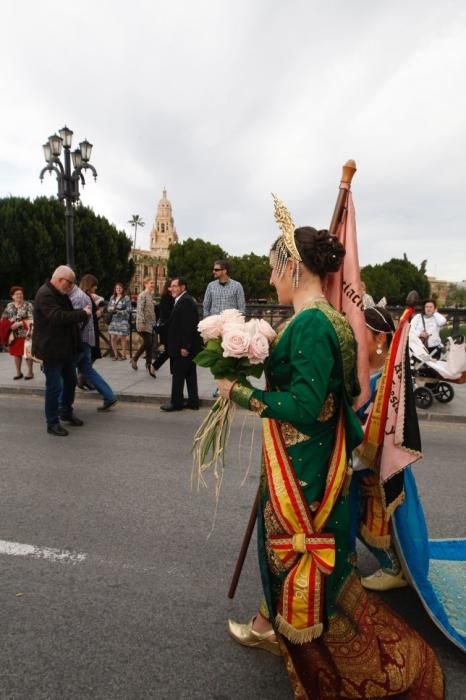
[411,299,446,358]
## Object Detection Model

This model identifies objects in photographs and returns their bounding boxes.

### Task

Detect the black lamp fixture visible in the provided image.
[40,125,97,269]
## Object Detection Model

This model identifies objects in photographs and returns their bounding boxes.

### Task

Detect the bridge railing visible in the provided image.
[1,301,465,355]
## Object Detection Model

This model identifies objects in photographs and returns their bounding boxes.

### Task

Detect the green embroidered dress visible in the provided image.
[232,301,363,619]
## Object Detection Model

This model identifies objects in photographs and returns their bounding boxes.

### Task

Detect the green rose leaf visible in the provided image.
[194,349,221,368]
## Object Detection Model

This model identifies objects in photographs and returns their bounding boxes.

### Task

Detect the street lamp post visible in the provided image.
[39,125,97,270]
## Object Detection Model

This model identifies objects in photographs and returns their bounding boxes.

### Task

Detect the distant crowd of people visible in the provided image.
[1,265,450,436]
[0,259,246,434]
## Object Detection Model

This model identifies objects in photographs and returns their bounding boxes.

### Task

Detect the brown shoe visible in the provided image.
[131,359,138,370]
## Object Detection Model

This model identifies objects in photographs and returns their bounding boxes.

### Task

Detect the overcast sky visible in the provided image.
[1,0,465,281]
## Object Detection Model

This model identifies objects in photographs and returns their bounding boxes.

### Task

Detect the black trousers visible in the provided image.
[133,331,154,367]
[170,356,199,409]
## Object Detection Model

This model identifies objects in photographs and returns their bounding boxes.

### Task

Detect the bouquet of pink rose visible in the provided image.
[192,309,276,499]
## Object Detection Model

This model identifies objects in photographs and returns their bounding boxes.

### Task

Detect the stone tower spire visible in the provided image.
[150,188,179,259]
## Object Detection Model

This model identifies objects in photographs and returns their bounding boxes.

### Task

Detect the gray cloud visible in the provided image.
[1,0,465,280]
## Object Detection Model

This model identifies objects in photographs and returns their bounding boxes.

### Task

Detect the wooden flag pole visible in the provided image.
[329,159,357,236]
[228,488,260,599]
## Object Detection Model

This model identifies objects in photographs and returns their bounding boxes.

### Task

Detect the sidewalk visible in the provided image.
[0,352,465,422]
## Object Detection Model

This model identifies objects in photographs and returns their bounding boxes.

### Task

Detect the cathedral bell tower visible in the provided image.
[150,188,179,260]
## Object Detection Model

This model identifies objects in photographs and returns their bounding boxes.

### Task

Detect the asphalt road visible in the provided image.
[0,396,464,700]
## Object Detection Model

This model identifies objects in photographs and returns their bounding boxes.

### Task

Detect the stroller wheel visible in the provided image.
[433,381,454,403]
[414,387,433,409]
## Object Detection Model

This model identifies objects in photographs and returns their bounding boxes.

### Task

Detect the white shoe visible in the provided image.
[361,568,408,591]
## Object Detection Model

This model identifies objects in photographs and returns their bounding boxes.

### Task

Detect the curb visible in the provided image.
[416,411,466,424]
[0,385,216,409]
[1,386,465,422]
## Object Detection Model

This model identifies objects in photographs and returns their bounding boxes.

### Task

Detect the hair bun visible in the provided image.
[294,227,345,277]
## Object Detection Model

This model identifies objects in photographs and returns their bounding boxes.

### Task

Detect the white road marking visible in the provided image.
[0,539,86,564]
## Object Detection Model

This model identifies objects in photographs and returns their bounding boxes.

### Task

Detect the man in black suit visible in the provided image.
[160,278,202,412]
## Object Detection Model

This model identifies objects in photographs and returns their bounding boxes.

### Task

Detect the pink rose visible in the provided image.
[221,328,250,358]
[257,319,277,343]
[247,333,270,364]
[198,314,223,341]
[244,319,260,335]
[220,309,245,325]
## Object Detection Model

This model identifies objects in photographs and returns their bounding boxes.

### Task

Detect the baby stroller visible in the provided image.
[409,332,466,409]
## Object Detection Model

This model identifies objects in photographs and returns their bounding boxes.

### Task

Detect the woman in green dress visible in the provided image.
[217,198,443,699]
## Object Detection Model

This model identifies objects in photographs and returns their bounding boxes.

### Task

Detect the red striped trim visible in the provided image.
[269,421,311,532]
[263,441,294,533]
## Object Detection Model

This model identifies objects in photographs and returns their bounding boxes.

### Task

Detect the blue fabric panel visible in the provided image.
[393,467,466,652]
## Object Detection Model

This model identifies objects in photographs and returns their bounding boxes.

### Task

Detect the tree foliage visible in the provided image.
[128,214,145,250]
[167,238,228,300]
[0,196,134,299]
[446,283,466,307]
[361,256,430,305]
[228,253,276,301]
[167,238,275,302]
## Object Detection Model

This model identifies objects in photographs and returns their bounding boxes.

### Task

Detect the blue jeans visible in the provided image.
[78,343,116,403]
[43,359,77,426]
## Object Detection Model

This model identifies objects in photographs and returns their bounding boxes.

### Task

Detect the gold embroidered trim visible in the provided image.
[250,397,267,415]
[279,421,311,447]
[383,489,406,519]
[279,639,310,700]
[318,393,336,422]
[271,300,358,402]
[230,382,254,409]
[264,502,293,575]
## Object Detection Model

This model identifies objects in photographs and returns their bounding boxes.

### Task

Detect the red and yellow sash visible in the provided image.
[262,410,348,643]
[360,307,414,469]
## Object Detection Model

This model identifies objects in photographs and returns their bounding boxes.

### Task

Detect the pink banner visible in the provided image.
[325,189,370,408]
[380,314,422,481]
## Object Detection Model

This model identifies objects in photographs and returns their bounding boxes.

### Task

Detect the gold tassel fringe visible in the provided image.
[275,614,323,644]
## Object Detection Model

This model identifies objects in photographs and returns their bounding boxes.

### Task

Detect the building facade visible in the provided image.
[427,276,449,306]
[129,189,179,296]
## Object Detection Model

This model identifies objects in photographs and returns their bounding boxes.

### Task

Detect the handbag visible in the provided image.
[0,317,12,346]
[23,337,41,363]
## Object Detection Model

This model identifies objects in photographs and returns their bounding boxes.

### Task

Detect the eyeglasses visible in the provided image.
[213,268,223,272]
[60,277,74,284]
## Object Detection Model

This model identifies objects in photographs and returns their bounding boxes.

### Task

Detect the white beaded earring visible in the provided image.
[376,344,383,355]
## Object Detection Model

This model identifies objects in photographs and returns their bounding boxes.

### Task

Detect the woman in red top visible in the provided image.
[2,286,34,379]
